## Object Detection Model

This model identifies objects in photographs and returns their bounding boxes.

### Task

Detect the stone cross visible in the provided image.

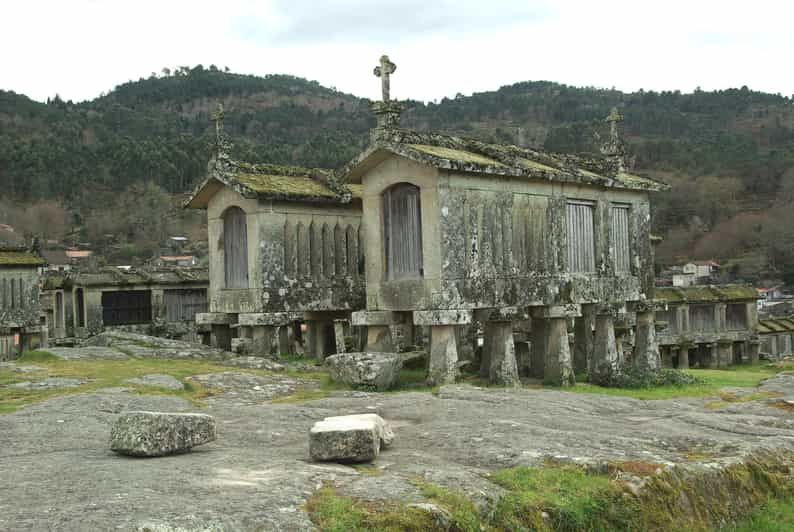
[373,55,396,102]
[605,106,623,142]
[211,103,225,144]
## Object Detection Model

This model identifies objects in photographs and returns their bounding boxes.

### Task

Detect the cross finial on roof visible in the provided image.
[605,106,623,141]
[373,55,396,102]
[211,103,225,145]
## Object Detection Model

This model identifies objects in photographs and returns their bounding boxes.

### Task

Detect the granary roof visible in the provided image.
[656,285,760,304]
[0,248,45,266]
[185,158,362,209]
[63,267,209,288]
[341,128,671,193]
[758,316,794,334]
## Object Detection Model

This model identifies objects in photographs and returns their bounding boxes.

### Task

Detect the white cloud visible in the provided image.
[1,0,792,103]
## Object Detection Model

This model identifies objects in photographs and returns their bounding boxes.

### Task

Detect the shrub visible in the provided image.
[593,366,704,389]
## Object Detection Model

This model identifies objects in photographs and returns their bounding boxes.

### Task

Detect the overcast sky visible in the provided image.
[2,0,792,104]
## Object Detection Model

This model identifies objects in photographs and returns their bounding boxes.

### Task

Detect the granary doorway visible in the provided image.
[102,290,152,326]
[383,183,423,279]
[223,206,249,289]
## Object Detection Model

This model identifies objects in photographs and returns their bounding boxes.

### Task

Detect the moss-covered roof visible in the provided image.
[0,251,45,266]
[758,317,794,334]
[342,129,670,192]
[185,159,360,209]
[59,267,209,288]
[656,285,760,303]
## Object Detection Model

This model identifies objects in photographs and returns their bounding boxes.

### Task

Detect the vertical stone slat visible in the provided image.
[284,220,296,278]
[334,223,346,277]
[346,225,358,278]
[322,223,334,280]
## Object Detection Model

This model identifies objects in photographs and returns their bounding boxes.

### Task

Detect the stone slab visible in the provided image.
[195,313,235,326]
[530,304,582,319]
[46,347,129,361]
[110,411,217,457]
[351,311,405,326]
[413,310,473,326]
[236,312,300,327]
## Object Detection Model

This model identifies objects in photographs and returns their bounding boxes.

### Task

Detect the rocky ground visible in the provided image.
[1,337,793,531]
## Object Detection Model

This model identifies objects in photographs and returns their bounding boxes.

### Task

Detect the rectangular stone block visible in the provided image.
[413,310,473,326]
[195,313,235,326]
[531,304,582,319]
[351,310,404,326]
[237,312,300,327]
[309,414,391,463]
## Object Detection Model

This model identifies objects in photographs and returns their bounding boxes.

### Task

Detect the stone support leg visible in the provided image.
[591,313,618,381]
[333,320,347,354]
[678,345,690,369]
[251,326,278,357]
[277,325,292,355]
[486,321,519,386]
[306,321,334,360]
[428,325,458,385]
[529,318,548,379]
[365,325,393,352]
[515,341,531,377]
[545,317,575,386]
[573,305,595,376]
[210,324,232,351]
[701,343,718,369]
[633,310,661,373]
[661,346,673,368]
[717,341,734,368]
[748,340,760,365]
[479,322,494,378]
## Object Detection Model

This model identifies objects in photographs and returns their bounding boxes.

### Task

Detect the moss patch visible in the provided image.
[0,355,274,414]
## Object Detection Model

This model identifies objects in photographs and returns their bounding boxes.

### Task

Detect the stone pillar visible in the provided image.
[748,339,760,365]
[251,326,277,357]
[277,325,292,355]
[678,343,690,369]
[305,320,334,360]
[661,346,673,368]
[717,340,733,368]
[515,341,531,377]
[632,302,662,373]
[573,304,596,376]
[485,321,519,386]
[414,310,473,386]
[352,311,404,352]
[529,317,548,379]
[716,303,727,332]
[546,316,575,386]
[428,325,459,385]
[210,325,232,351]
[479,322,494,378]
[333,320,347,354]
[591,306,619,382]
[701,343,718,368]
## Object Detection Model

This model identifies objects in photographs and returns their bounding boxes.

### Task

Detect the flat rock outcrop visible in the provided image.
[124,374,184,391]
[326,352,403,391]
[309,413,393,463]
[110,411,216,457]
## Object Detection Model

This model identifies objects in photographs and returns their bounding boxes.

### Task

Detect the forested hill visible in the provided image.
[2,65,794,278]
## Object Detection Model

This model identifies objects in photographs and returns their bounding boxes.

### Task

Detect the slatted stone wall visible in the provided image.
[566,202,596,273]
[284,219,362,281]
[611,205,631,272]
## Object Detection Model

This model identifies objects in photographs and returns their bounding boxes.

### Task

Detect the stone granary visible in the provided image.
[0,246,45,359]
[185,107,364,357]
[343,56,671,386]
[758,315,794,359]
[40,267,208,341]
[655,285,760,368]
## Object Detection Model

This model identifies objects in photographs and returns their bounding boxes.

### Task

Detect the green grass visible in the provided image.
[731,495,794,531]
[489,464,639,531]
[566,365,783,400]
[305,486,435,531]
[0,351,275,414]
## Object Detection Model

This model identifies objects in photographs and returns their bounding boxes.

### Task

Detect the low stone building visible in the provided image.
[343,56,670,386]
[0,246,45,359]
[185,111,364,356]
[655,285,760,368]
[758,316,794,359]
[40,267,208,341]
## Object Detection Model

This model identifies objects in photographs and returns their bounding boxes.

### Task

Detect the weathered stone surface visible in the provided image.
[412,309,472,326]
[309,414,392,463]
[326,352,403,391]
[486,322,519,386]
[187,371,319,403]
[633,310,661,372]
[46,346,129,361]
[11,377,87,389]
[544,317,575,386]
[124,374,184,391]
[591,314,619,381]
[110,411,216,457]
[428,325,458,385]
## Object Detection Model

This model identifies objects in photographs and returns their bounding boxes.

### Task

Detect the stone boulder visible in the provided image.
[110,411,216,457]
[309,414,393,463]
[325,352,403,391]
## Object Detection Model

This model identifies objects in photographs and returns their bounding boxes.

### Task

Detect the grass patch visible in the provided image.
[418,482,480,531]
[0,356,272,414]
[567,365,781,400]
[731,495,794,531]
[305,486,435,531]
[489,463,639,531]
